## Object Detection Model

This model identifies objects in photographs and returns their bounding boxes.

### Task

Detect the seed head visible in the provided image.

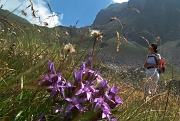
[90,30,103,41]
[21,10,27,16]
[64,43,75,53]
[154,36,160,44]
[110,17,117,21]
[43,22,48,26]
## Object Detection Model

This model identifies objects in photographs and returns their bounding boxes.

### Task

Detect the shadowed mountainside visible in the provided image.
[92,0,180,46]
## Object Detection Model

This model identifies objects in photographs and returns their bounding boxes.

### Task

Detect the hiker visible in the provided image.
[143,43,162,97]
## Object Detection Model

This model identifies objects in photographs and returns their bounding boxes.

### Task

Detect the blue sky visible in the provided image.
[0,0,128,28]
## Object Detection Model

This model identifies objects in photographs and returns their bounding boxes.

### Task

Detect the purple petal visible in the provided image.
[102,113,106,119]
[98,79,108,88]
[94,98,98,102]
[38,113,45,121]
[111,118,118,121]
[87,57,92,68]
[75,89,83,95]
[102,102,110,110]
[75,104,82,110]
[81,82,85,88]
[102,107,111,120]
[51,89,57,98]
[78,97,86,103]
[105,93,115,104]
[65,97,72,102]
[94,103,101,112]
[110,84,119,94]
[80,62,86,70]
[115,95,123,104]
[90,85,97,92]
[102,112,111,120]
[48,61,56,74]
[74,69,83,82]
[66,104,74,113]
[86,92,91,100]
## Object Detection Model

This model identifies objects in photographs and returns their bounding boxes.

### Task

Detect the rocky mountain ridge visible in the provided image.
[91,0,180,46]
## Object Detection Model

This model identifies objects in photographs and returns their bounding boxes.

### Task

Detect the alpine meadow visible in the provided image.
[0,0,180,121]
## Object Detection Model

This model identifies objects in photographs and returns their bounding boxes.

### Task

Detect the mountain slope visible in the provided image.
[91,0,180,46]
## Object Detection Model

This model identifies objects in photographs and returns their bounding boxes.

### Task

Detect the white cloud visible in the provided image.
[0,0,63,27]
[112,0,128,3]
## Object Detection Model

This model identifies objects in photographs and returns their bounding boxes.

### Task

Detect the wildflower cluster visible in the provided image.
[38,57,123,121]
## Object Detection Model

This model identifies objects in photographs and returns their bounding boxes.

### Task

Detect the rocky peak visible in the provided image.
[92,0,180,46]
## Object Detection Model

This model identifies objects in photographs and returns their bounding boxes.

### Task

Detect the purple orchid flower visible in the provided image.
[105,84,123,107]
[62,81,76,96]
[108,84,119,95]
[108,85,123,105]
[93,96,110,112]
[38,57,123,121]
[105,92,116,104]
[94,79,108,96]
[105,92,123,108]
[65,96,86,113]
[38,73,56,86]
[102,106,111,121]
[47,74,67,98]
[75,81,97,101]
[48,78,61,97]
[98,79,108,89]
[114,95,123,107]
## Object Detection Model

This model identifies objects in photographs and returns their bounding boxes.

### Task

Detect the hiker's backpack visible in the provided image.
[147,54,166,74]
[159,57,166,74]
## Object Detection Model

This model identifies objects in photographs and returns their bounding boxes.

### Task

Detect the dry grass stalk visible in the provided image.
[46,1,53,13]
[140,36,149,46]
[154,36,160,44]
[0,18,25,33]
[116,31,120,41]
[127,6,140,13]
[116,31,121,52]
[26,4,31,9]
[121,36,128,43]
[110,17,117,21]
[109,17,123,29]
[32,11,37,18]
[116,18,123,29]
[29,0,34,5]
